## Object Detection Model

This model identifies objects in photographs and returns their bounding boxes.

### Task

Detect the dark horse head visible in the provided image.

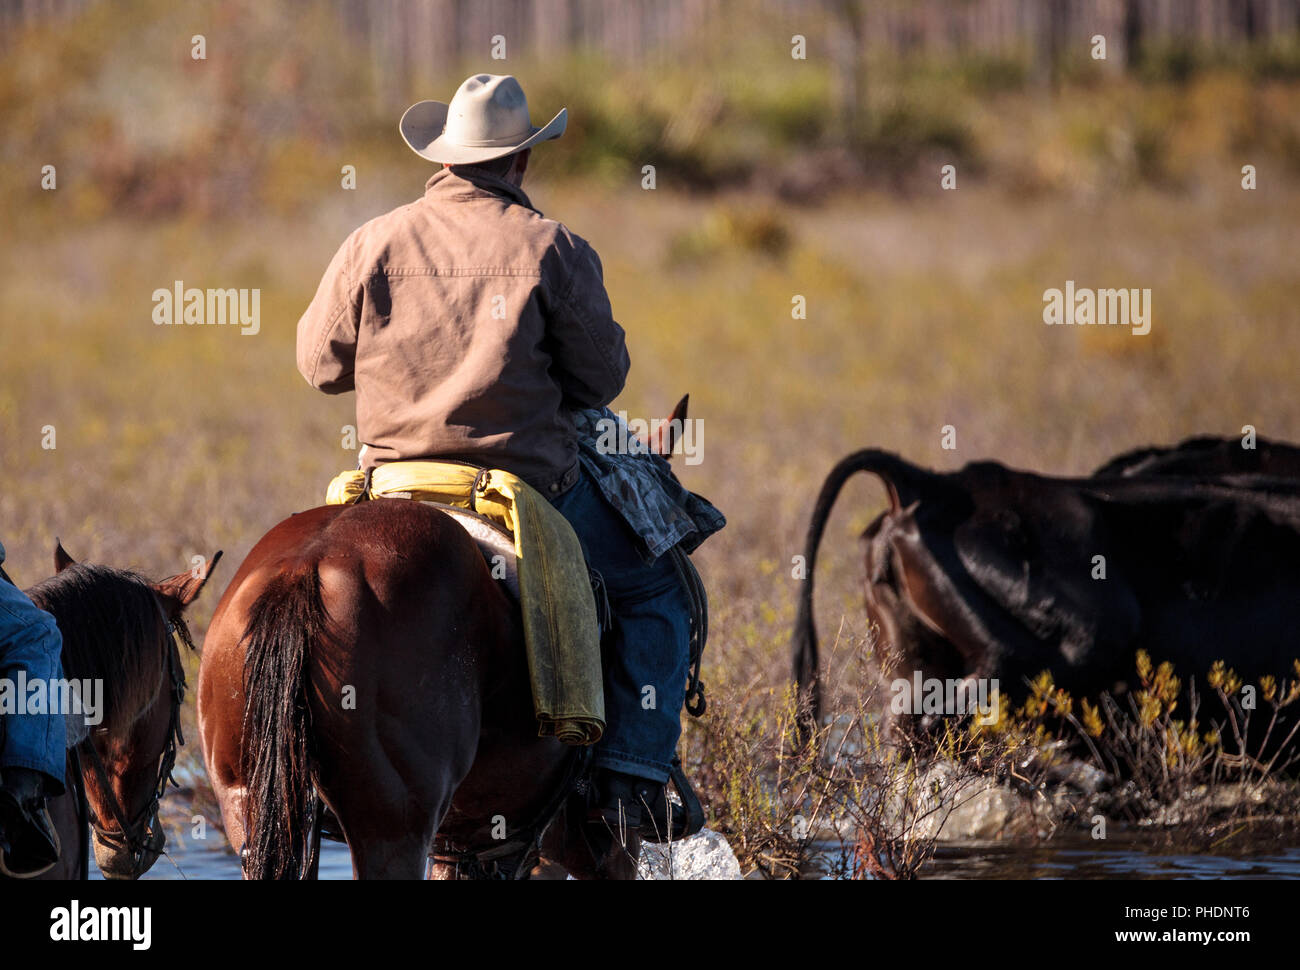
[25,542,220,879]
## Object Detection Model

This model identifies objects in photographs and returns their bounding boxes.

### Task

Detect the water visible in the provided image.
[815,831,1300,880]
[93,830,1300,880]
[924,838,1300,879]
[91,837,355,880]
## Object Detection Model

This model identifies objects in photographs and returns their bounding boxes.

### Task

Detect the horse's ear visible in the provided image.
[153,550,223,618]
[54,539,76,573]
[650,394,689,458]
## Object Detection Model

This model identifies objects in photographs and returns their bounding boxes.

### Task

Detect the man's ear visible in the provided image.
[152,551,223,619]
[515,148,531,180]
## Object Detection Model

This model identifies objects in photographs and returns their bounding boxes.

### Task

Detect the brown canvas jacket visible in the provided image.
[297,167,630,495]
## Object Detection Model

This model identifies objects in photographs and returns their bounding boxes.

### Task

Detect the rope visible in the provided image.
[670,547,709,717]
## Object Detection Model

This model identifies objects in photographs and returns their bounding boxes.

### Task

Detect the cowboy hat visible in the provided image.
[399,73,567,165]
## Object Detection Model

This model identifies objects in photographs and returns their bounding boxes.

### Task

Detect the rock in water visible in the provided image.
[636,829,743,880]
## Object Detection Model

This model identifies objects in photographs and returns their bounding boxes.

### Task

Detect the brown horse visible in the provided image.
[10,543,220,880]
[200,401,698,881]
[200,499,643,879]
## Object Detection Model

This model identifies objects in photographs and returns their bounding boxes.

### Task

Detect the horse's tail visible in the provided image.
[793,449,924,736]
[239,567,325,880]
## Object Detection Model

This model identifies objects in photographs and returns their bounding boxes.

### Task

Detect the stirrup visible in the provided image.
[0,797,61,879]
[640,757,705,843]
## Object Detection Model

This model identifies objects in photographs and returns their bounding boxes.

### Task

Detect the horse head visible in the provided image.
[31,542,221,879]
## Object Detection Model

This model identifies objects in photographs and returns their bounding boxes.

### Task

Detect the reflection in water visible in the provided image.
[93,829,1300,880]
[920,838,1300,880]
[92,838,355,880]
[817,832,1300,881]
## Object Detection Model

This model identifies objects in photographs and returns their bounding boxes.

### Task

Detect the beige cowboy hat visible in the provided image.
[399,73,567,165]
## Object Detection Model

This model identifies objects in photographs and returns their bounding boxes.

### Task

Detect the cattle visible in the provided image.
[791,437,1300,750]
[1093,434,1300,479]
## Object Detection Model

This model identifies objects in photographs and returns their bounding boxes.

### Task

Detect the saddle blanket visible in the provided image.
[326,461,604,745]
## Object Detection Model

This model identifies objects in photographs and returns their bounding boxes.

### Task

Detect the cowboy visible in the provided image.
[297,74,723,842]
[0,540,65,875]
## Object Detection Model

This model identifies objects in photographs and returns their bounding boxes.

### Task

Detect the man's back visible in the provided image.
[296,166,629,494]
[296,72,721,844]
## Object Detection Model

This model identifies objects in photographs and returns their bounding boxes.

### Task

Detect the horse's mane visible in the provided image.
[25,563,187,739]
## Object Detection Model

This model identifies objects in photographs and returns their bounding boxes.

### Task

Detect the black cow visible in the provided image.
[792,438,1300,742]
[1094,435,1300,479]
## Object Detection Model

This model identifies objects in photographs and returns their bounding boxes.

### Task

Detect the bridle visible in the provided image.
[76,612,187,874]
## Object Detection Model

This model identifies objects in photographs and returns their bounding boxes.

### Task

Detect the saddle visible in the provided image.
[430,502,520,601]
[327,460,604,746]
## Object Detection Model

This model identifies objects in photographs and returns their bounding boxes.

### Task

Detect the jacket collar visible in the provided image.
[424,167,538,213]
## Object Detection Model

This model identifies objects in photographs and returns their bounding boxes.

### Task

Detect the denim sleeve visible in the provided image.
[0,576,59,636]
[0,578,67,787]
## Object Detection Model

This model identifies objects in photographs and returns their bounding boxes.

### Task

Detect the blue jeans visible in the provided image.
[550,467,692,783]
[0,575,67,794]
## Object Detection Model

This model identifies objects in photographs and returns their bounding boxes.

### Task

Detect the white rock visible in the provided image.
[636,828,743,880]
[889,762,1023,842]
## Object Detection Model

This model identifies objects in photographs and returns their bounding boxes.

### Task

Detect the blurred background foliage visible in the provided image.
[4,0,1300,219]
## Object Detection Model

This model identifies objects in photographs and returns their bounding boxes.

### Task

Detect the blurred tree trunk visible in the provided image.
[534,0,578,55]
[1124,0,1144,70]
[1230,0,1260,40]
[1096,0,1134,73]
[1032,0,1066,91]
[825,0,866,144]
